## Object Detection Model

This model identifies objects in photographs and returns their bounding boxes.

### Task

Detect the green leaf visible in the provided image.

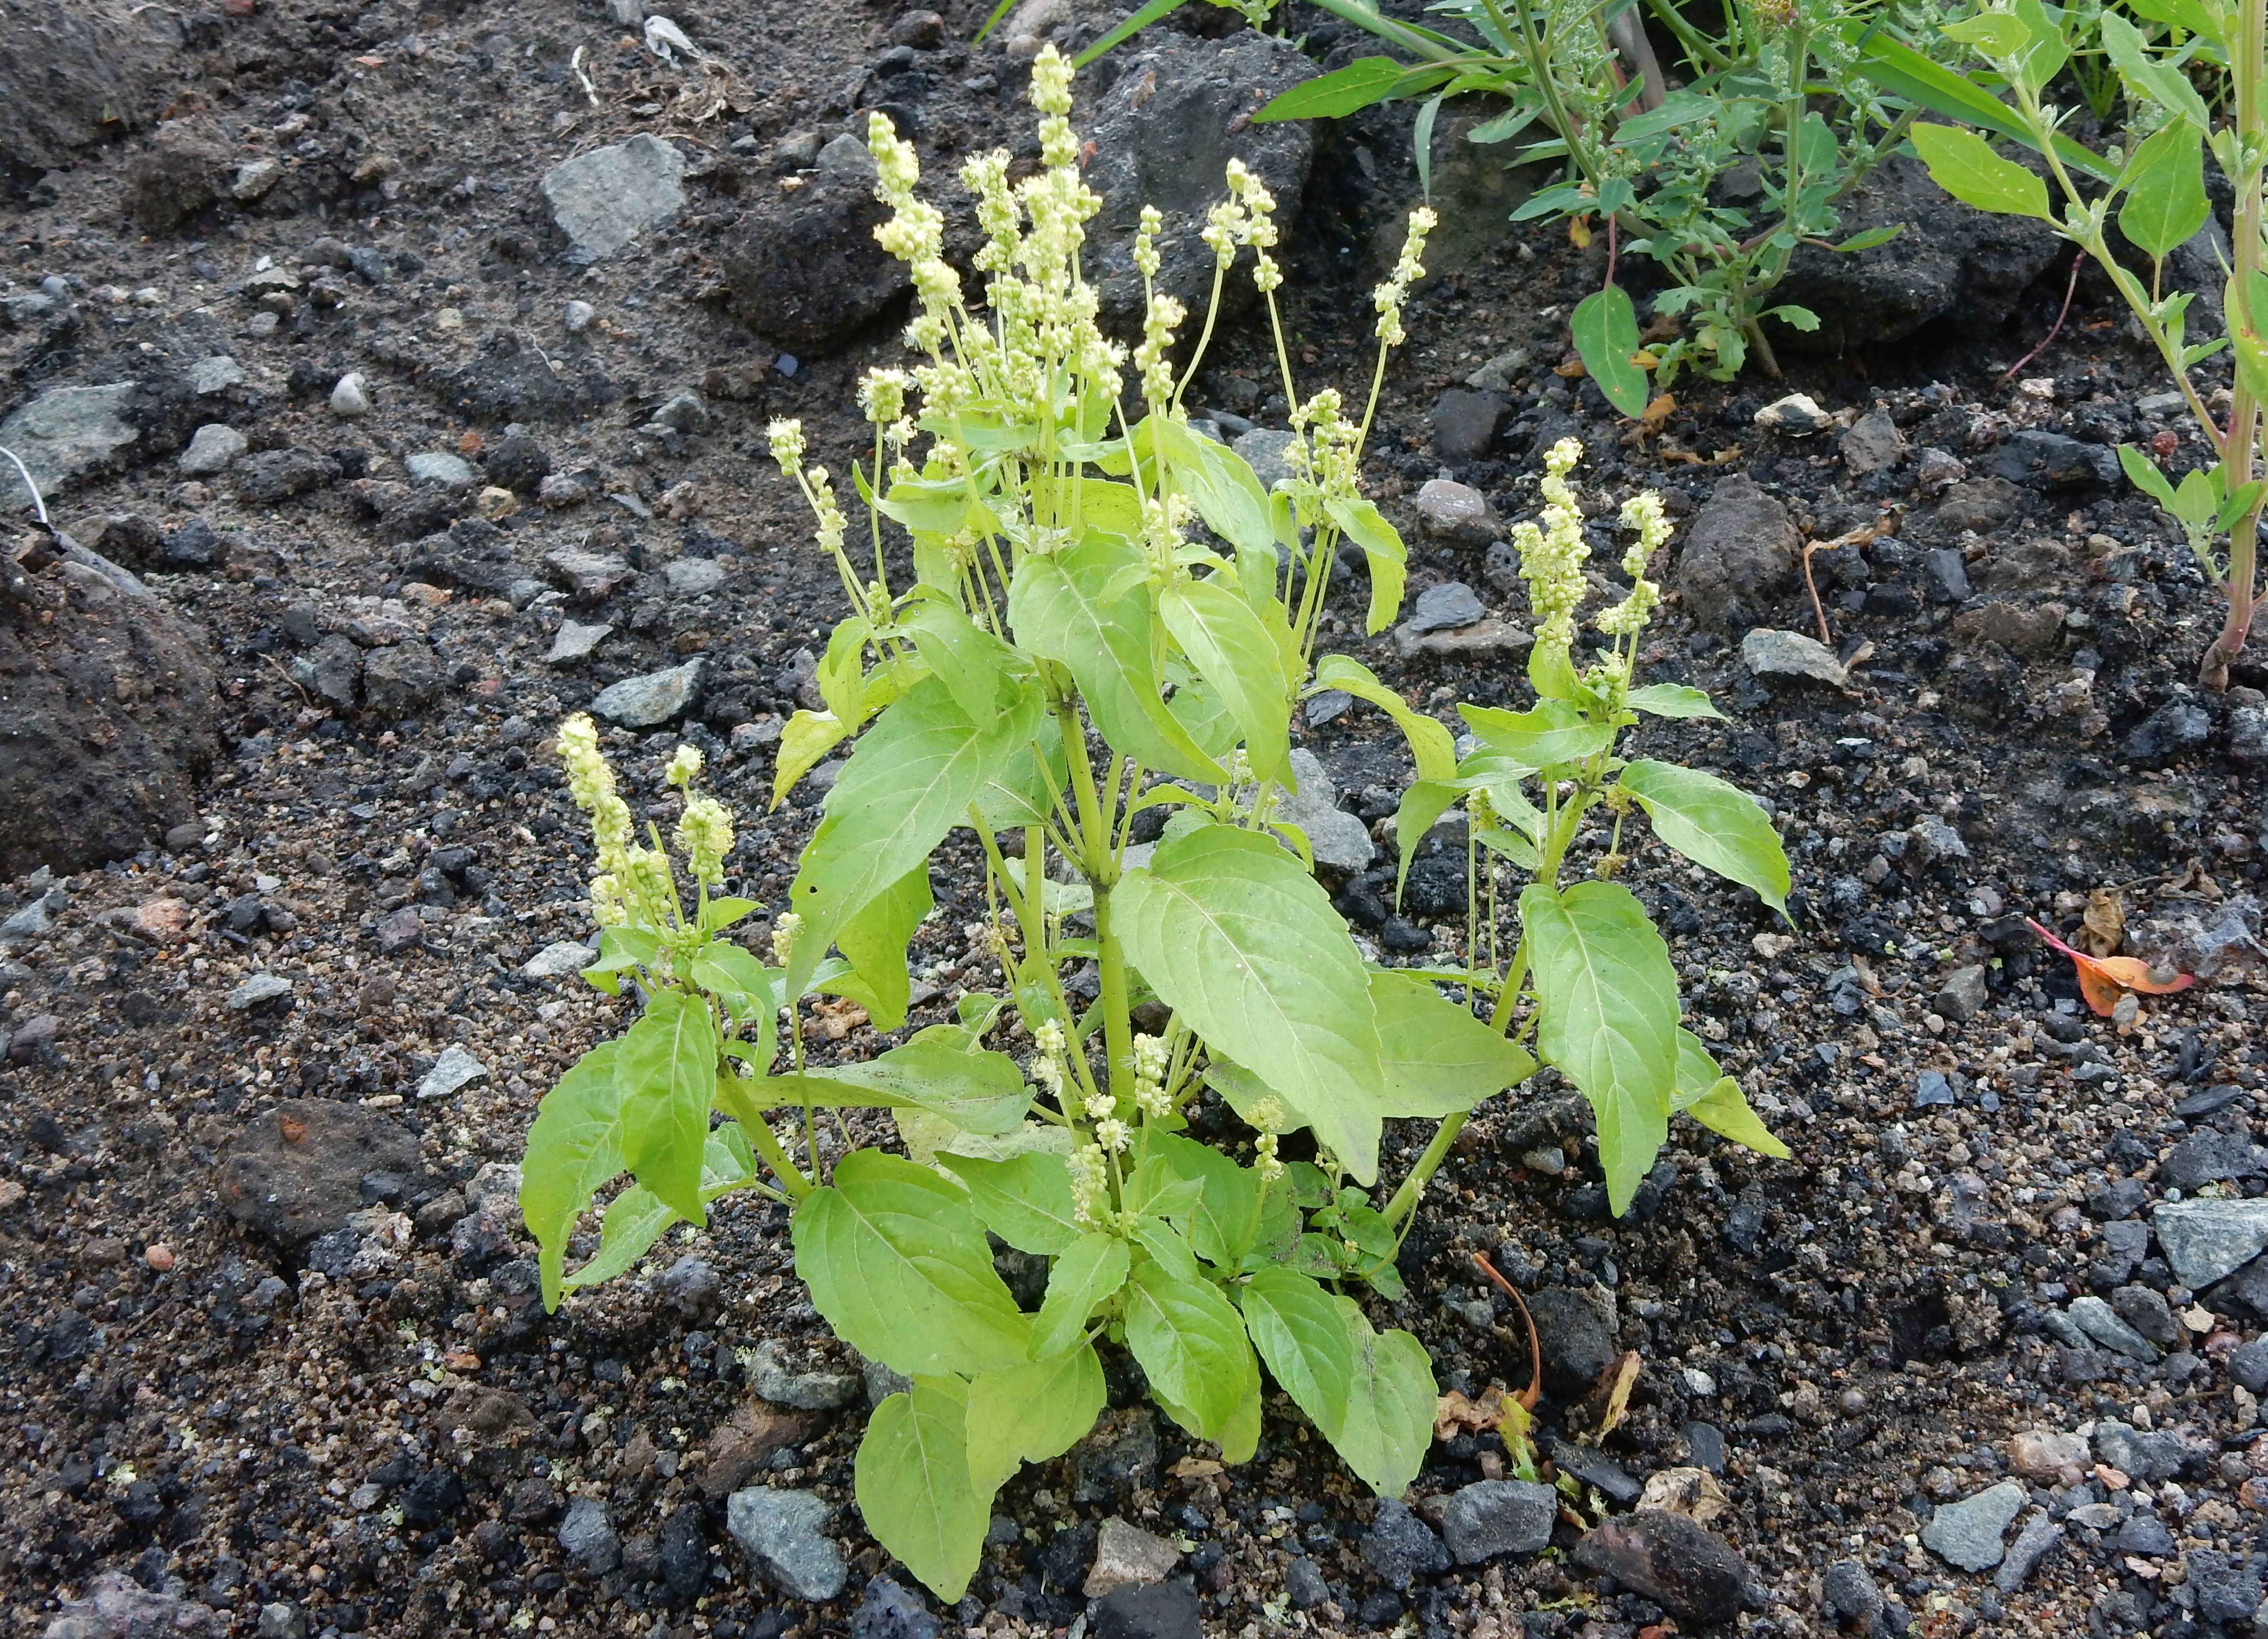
[1413,90,1443,200]
[973,711,1067,832]
[1031,1232,1130,1358]
[2119,122,2209,259]
[1154,417,1274,566]
[771,709,851,808]
[1831,224,1904,253]
[2099,10,2210,128]
[1324,497,1409,635]
[1616,759,1790,914]
[1122,1255,1259,1443]
[1072,0,1189,65]
[1520,882,1679,1215]
[1623,683,1724,720]
[1254,56,1431,122]
[857,1379,988,1603]
[759,1029,1033,1135]
[2006,0,2071,97]
[1907,124,2051,220]
[898,593,1028,722]
[783,673,1042,1000]
[2119,442,2183,510]
[522,1040,629,1309]
[1311,655,1456,779]
[1390,779,1466,910]
[1238,1266,1354,1432]
[1160,578,1293,788]
[938,1151,1082,1255]
[792,1149,1033,1376]
[1329,1296,1434,1497]
[1145,1132,1262,1268]
[616,992,718,1225]
[1460,699,1614,767]
[1848,25,2117,182]
[831,865,933,1032]
[1529,639,1577,703]
[1370,970,1537,1117]
[562,1128,756,1291]
[1011,539,1225,784]
[1115,825,1386,1182]
[964,1345,1107,1495]
[1571,286,1649,417]
[1681,1078,1791,1158]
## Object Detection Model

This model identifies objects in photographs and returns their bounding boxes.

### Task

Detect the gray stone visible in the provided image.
[1919,1479,2025,1571]
[1393,617,1532,661]
[2094,1419,2191,1482]
[546,547,635,597]
[1285,1556,1330,1609]
[816,131,877,179]
[1439,1479,1557,1563]
[558,1496,621,1574]
[2114,1512,2175,1556]
[665,557,726,596]
[2230,1337,2268,1393]
[1528,1284,1617,1399]
[851,1577,938,1639]
[547,620,614,665]
[233,157,284,200]
[418,1045,489,1102]
[1840,407,1906,474]
[862,1357,913,1407]
[406,451,477,487]
[1754,393,1832,434]
[1413,478,1492,544]
[256,1602,306,1639]
[725,1488,847,1601]
[1570,1511,1755,1626]
[1092,1581,1202,1639]
[189,355,244,395]
[651,391,711,433]
[1305,689,1351,729]
[1232,427,1298,491]
[563,300,597,334]
[523,940,596,978]
[1678,474,1800,631]
[329,374,371,417]
[746,1339,862,1410]
[1084,1517,1180,1596]
[2125,698,2213,766]
[178,423,246,475]
[1405,581,1487,635]
[1925,547,1971,601]
[591,659,704,728]
[1432,388,1507,461]
[1820,1560,1883,1629]
[2154,1198,2268,1288]
[294,635,362,711]
[215,1099,423,1246]
[1273,749,1372,876]
[1994,428,2120,490]
[1993,1512,2062,1592]
[1933,963,1988,1023]
[1359,1498,1449,1589]
[2230,705,2268,764]
[543,134,689,261]
[1741,627,1849,688]
[2189,1550,2264,1624]
[361,642,441,718]
[0,897,55,947]
[2066,1294,2158,1360]
[228,973,294,1010]
[2165,1126,2262,1193]
[1,384,139,508]
[41,1571,212,1639]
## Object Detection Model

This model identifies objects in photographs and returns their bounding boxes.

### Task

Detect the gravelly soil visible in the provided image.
[3,1,2267,1637]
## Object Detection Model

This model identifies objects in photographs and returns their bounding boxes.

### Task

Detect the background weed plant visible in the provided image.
[520,48,1793,1601]
[1900,0,2264,684]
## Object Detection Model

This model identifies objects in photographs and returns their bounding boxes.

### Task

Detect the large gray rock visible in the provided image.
[1741,627,1849,688]
[2154,1199,2268,1288]
[1570,1511,1756,1625]
[1440,1479,1557,1562]
[41,1570,211,1639]
[543,134,688,261]
[745,1339,862,1410]
[1359,1498,1449,1589]
[215,1100,425,1247]
[1675,473,1798,631]
[722,171,909,351]
[177,422,246,475]
[1920,1479,2025,1571]
[1078,34,1318,327]
[558,1496,621,1574]
[1768,154,2063,354]
[2,550,219,876]
[591,658,704,728]
[1274,749,1372,877]
[726,1488,847,1601]
[1,384,140,509]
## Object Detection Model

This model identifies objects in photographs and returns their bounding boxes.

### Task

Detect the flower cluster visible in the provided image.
[1031,1016,1069,1104]
[557,717,740,927]
[1511,437,1591,652]
[1069,1142,1110,1228]
[768,420,846,560]
[1132,1034,1173,1119]
[1596,490,1670,638]
[1246,1096,1287,1184]
[1372,207,1438,347]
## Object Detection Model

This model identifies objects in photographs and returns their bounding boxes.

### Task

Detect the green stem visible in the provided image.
[1382,1109,1466,1231]
[1094,887,1135,1101]
[717,1077,814,1200]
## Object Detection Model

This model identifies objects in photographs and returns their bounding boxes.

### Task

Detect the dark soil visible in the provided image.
[3,2,2266,1638]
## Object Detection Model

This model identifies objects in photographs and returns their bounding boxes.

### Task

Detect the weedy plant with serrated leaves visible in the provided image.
[1894,0,2263,685]
[519,47,1793,1603]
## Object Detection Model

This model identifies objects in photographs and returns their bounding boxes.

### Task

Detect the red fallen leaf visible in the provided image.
[2027,918,2194,1016]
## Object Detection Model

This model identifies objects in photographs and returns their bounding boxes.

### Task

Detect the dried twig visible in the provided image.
[1471,1251,1543,1412]
[2001,252,2084,382]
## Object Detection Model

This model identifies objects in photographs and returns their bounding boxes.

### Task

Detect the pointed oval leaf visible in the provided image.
[1520,882,1679,1215]
[1623,683,1724,720]
[1160,578,1293,787]
[616,991,718,1225]
[1238,1266,1354,1433]
[1324,497,1409,634]
[1122,1256,1258,1441]
[1370,970,1537,1116]
[1313,654,1456,778]
[2119,121,2209,259]
[1143,1132,1262,1268]
[964,1345,1108,1496]
[1114,825,1386,1181]
[938,1150,1082,1255]
[1617,758,1790,914]
[1032,1232,1130,1359]
[792,1149,1033,1377]
[1329,1298,1435,1496]
[522,1040,628,1309]
[1571,286,1649,417]
[1459,699,1614,767]
[856,1380,987,1602]
[1908,124,2051,220]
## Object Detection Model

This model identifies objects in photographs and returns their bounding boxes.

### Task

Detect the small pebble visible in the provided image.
[144,1243,175,1272]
